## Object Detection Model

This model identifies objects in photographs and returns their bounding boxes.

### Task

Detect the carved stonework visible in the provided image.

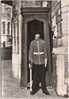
[12,1,19,53]
[12,4,18,22]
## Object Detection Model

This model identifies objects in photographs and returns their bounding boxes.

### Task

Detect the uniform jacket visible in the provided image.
[29,39,47,65]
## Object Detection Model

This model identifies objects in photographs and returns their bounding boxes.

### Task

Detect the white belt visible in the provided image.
[33,52,44,55]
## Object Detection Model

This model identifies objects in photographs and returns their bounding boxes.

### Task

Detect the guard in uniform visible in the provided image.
[29,34,49,95]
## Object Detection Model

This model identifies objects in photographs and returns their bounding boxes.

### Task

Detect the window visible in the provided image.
[7,22,10,34]
[3,41,5,48]
[2,21,5,34]
[14,23,16,45]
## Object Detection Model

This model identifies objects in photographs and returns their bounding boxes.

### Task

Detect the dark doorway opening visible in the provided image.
[27,20,44,83]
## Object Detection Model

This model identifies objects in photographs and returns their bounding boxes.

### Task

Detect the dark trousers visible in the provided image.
[32,64,47,92]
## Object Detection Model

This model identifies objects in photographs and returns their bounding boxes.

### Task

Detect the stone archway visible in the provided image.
[21,15,51,87]
[27,19,44,82]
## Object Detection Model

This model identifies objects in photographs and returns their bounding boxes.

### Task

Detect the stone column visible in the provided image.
[44,21,49,86]
[18,0,22,82]
[45,17,52,86]
[12,0,22,82]
[20,21,27,87]
[55,48,67,96]
[53,0,69,96]
[0,1,1,47]
[61,0,69,96]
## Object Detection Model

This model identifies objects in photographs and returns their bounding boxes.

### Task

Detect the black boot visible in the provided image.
[43,89,50,95]
[30,91,36,95]
[30,87,40,95]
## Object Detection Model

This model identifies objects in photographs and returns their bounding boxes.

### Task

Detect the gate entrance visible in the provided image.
[20,7,52,87]
[27,20,44,82]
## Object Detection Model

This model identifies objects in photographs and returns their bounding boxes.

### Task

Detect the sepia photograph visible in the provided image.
[0,0,69,98]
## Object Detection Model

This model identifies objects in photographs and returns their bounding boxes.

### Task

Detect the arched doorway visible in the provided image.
[27,19,44,82]
[21,15,51,87]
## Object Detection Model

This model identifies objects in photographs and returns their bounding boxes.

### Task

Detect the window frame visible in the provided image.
[2,21,5,34]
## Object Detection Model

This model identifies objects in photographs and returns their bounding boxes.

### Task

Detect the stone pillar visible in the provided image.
[0,1,1,47]
[46,20,52,86]
[20,21,27,86]
[53,0,69,96]
[18,0,22,83]
[12,0,22,81]
[45,17,52,86]
[61,0,69,96]
[55,48,67,96]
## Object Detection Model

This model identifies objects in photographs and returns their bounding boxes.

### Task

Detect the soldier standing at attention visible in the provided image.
[29,33,49,95]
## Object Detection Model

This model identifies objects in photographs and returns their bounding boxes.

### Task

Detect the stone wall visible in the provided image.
[51,0,69,96]
[61,0,69,96]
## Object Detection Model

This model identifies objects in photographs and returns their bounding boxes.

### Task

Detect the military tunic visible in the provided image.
[29,39,47,65]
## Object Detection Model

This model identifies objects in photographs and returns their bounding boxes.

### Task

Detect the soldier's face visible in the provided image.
[35,34,40,40]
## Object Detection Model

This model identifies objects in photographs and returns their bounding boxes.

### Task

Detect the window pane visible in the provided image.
[7,22,10,34]
[2,22,5,34]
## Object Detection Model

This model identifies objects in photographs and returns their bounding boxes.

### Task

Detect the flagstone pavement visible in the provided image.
[0,60,67,99]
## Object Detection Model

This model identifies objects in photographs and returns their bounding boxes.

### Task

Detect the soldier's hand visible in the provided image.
[29,64,32,69]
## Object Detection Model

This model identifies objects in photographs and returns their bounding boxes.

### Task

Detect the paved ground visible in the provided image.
[0,60,67,99]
